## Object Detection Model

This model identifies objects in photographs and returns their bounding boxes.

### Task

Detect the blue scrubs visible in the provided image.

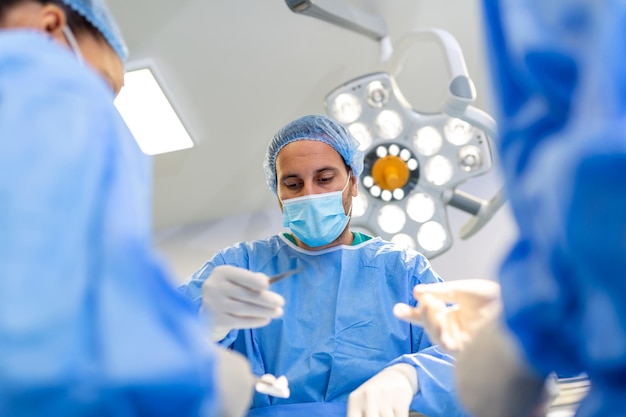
[0,31,218,417]
[482,2,626,416]
[180,234,467,417]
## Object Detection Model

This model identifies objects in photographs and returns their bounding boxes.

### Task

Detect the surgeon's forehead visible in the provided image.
[276,140,344,171]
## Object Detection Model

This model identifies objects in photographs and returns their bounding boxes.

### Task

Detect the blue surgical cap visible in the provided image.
[263,114,364,195]
[62,0,128,61]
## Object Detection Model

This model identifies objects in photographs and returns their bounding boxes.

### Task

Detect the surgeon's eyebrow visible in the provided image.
[278,167,339,182]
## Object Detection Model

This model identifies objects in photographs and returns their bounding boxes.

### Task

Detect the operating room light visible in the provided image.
[331,93,362,124]
[458,146,483,172]
[424,155,454,186]
[418,221,448,252]
[325,29,502,258]
[414,126,443,156]
[391,233,416,250]
[378,205,406,233]
[114,67,194,156]
[445,118,474,146]
[375,110,403,139]
[407,193,436,223]
[348,123,373,150]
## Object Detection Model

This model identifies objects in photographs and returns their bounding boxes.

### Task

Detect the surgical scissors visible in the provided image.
[269,268,302,284]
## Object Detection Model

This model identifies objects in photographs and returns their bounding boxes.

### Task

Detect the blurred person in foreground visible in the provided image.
[0,1,254,415]
[395,1,626,417]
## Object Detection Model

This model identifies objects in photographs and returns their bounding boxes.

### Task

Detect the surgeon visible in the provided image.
[0,1,255,416]
[179,114,468,417]
[394,2,626,417]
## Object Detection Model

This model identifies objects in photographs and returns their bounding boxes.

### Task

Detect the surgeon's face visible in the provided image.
[275,139,358,212]
[0,1,123,95]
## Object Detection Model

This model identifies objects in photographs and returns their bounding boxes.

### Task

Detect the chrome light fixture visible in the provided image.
[325,29,504,259]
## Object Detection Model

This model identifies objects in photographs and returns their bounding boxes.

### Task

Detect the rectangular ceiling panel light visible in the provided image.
[114,67,194,155]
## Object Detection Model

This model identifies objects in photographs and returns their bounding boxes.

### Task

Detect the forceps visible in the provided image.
[269,268,302,284]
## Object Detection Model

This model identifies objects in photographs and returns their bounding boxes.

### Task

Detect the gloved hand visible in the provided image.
[393,279,501,354]
[202,265,285,341]
[347,363,418,417]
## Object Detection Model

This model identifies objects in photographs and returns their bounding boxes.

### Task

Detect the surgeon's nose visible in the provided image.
[301,181,315,196]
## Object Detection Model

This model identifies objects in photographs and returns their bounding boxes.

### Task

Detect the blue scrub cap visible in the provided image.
[263,114,364,195]
[61,0,128,61]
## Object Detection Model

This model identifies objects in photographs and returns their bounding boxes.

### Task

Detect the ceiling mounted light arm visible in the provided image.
[285,0,387,41]
[381,29,498,134]
[382,29,470,81]
[444,188,507,239]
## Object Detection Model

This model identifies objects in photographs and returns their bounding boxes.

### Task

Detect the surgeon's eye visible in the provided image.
[316,175,334,185]
[283,179,303,190]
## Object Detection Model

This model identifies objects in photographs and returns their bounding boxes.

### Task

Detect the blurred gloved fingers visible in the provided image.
[212,265,272,292]
[212,309,282,329]
[393,302,424,326]
[213,284,285,310]
[412,279,500,306]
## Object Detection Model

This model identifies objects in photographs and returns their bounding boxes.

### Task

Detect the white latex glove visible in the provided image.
[202,265,285,341]
[347,363,418,417]
[214,347,256,417]
[393,279,501,354]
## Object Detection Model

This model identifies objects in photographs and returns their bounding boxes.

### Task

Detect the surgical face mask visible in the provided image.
[62,25,85,65]
[280,172,352,247]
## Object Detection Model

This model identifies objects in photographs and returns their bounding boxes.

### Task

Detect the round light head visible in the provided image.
[348,123,373,151]
[378,204,406,234]
[417,221,448,252]
[458,145,483,172]
[406,193,436,223]
[331,93,362,124]
[375,110,403,140]
[424,155,454,186]
[366,80,390,108]
[445,118,474,145]
[414,126,443,156]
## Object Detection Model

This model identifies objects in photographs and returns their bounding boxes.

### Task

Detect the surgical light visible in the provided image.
[348,123,373,150]
[378,205,406,234]
[445,118,474,145]
[331,93,362,124]
[407,193,436,223]
[114,66,194,156]
[325,29,504,258]
[414,126,443,156]
[418,221,448,252]
[374,110,403,139]
[424,155,454,186]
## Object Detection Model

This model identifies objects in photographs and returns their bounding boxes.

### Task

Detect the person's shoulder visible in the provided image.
[219,235,286,255]
[363,236,423,256]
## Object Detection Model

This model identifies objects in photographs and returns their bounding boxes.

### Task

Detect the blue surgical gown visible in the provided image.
[0,31,218,417]
[179,234,467,417]
[482,2,626,416]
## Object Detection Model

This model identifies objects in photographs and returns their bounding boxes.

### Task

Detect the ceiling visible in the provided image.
[105,0,517,282]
